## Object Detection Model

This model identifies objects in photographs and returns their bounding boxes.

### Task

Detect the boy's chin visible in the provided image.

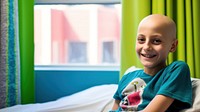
[141,62,156,68]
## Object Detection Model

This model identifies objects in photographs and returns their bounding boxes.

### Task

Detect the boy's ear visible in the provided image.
[170,39,178,52]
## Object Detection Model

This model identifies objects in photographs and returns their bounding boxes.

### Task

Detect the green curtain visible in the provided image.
[0,0,34,108]
[18,0,35,104]
[120,0,200,78]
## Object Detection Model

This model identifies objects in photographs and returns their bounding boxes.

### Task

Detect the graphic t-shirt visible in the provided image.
[113,61,192,111]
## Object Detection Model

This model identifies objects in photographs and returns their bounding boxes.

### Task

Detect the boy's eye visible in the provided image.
[152,39,161,44]
[137,38,145,43]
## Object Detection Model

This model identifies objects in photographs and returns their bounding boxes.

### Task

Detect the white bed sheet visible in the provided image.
[0,84,117,112]
[2,78,200,112]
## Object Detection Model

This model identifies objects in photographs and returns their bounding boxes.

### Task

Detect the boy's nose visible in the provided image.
[143,42,152,51]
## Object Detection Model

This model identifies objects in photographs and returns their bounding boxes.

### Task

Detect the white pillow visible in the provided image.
[181,79,200,112]
[124,66,141,75]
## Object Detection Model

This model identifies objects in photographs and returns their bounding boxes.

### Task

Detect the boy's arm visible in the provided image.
[111,99,120,110]
[142,95,174,112]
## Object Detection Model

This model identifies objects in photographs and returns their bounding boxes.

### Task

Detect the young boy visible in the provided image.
[111,14,192,112]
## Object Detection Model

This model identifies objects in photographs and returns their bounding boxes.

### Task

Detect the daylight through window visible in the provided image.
[34,4,121,65]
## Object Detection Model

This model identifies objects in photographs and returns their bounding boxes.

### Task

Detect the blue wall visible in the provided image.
[35,70,119,103]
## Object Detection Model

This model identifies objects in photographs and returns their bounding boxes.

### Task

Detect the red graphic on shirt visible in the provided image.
[121,91,141,110]
[128,91,141,105]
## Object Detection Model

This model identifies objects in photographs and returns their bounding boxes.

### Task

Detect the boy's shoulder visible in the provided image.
[121,69,143,81]
[165,60,190,74]
[172,60,187,64]
[120,69,143,85]
[169,60,189,68]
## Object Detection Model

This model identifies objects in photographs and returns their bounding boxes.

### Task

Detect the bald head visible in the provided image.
[138,14,176,40]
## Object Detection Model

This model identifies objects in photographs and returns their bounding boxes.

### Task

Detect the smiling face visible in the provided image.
[136,14,178,74]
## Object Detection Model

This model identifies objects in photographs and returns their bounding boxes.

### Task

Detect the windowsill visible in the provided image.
[35,64,120,71]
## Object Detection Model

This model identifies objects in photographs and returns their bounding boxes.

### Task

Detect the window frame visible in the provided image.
[34,0,121,70]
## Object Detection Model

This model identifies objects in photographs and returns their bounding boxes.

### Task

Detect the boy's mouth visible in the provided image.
[141,54,156,58]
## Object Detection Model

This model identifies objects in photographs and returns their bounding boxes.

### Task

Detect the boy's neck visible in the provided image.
[144,64,167,76]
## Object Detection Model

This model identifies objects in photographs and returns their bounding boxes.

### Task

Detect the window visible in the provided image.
[34,0,121,66]
[102,41,115,63]
[68,42,87,63]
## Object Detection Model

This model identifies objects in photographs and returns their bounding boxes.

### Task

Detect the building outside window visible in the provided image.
[34,3,121,66]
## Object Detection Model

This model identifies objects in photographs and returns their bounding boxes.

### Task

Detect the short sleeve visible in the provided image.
[113,74,129,100]
[157,61,192,109]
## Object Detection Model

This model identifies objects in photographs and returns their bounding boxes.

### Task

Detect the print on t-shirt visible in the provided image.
[120,78,146,111]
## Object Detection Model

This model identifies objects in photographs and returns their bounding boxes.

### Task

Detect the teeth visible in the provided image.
[144,54,151,58]
[142,54,155,58]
